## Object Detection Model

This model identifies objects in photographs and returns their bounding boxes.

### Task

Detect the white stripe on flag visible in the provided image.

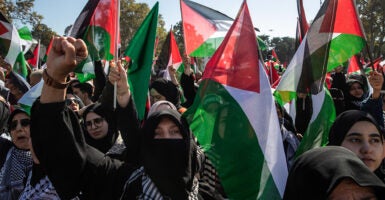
[223,61,288,197]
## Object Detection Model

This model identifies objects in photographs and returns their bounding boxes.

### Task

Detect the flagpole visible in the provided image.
[113,0,120,110]
[365,43,375,71]
[36,39,40,69]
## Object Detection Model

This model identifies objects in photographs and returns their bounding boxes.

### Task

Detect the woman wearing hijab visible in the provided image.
[120,108,200,199]
[146,100,226,199]
[150,78,186,113]
[283,146,385,200]
[0,108,33,199]
[328,110,385,182]
[331,68,384,127]
[82,102,125,159]
[147,100,177,118]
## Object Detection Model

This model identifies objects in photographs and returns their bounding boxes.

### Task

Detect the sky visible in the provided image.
[32,0,323,38]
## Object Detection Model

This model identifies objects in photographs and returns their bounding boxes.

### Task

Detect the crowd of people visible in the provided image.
[0,36,385,199]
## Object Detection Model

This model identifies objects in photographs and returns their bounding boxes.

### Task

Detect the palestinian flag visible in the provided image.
[347,54,364,75]
[18,79,44,115]
[43,37,53,63]
[70,0,119,82]
[0,12,28,78]
[364,56,383,72]
[124,2,158,120]
[184,2,287,199]
[168,30,185,78]
[180,0,265,57]
[275,0,366,105]
[18,26,36,54]
[294,87,336,157]
[157,30,183,80]
[271,49,280,63]
[295,0,309,50]
[264,61,280,86]
[27,42,40,68]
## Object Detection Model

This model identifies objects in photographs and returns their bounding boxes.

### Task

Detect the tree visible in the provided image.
[0,0,42,26]
[31,23,57,47]
[173,21,185,56]
[119,0,167,54]
[270,37,296,65]
[357,0,385,58]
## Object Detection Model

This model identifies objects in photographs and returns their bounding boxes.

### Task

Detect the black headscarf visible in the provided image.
[283,146,385,200]
[82,103,117,153]
[344,77,367,110]
[150,78,181,109]
[140,109,198,199]
[328,110,384,146]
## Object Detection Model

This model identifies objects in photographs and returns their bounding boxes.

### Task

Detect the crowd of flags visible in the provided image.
[0,0,383,199]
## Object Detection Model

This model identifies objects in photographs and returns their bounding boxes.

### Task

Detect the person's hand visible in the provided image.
[0,56,11,71]
[368,70,383,99]
[335,66,344,73]
[368,70,384,90]
[108,60,130,96]
[168,65,177,77]
[46,37,88,83]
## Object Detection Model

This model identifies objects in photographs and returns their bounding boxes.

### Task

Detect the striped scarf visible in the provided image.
[121,167,199,200]
[0,146,32,198]
[18,171,61,200]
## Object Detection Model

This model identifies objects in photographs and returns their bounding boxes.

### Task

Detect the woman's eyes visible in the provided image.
[170,129,180,135]
[349,138,361,143]
[348,137,381,144]
[369,138,381,144]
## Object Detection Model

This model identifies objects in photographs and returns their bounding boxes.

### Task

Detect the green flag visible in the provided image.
[124,2,158,120]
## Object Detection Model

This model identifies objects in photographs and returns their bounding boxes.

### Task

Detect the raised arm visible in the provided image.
[361,70,384,128]
[31,37,132,199]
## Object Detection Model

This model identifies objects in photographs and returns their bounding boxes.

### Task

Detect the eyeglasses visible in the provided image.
[85,117,104,129]
[10,118,30,131]
[66,98,80,106]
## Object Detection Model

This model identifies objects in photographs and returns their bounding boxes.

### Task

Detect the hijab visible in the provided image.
[150,78,181,109]
[344,77,367,110]
[147,100,177,119]
[82,103,117,153]
[283,146,385,200]
[328,110,384,146]
[140,109,198,199]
